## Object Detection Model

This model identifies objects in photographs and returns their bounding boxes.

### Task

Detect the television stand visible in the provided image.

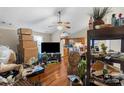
[42,53,61,63]
[48,53,61,62]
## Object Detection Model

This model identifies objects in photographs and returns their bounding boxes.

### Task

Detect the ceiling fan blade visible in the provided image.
[58,21,70,24]
[57,22,63,24]
[63,22,70,24]
[65,26,71,29]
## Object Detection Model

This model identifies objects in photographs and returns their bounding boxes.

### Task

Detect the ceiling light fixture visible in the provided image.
[48,10,71,30]
[57,25,63,31]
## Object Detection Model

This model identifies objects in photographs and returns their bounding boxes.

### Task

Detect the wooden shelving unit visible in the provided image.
[86,25,124,85]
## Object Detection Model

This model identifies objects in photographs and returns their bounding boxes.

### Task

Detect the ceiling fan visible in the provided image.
[48,10,71,31]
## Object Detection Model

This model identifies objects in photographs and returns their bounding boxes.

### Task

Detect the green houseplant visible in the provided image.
[42,52,49,65]
[101,43,107,54]
[77,59,87,80]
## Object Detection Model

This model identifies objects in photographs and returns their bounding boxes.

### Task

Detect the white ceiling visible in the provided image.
[0,7,124,33]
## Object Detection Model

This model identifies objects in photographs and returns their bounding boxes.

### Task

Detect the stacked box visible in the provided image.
[19,40,36,48]
[17,28,38,63]
[17,28,32,35]
[19,35,33,40]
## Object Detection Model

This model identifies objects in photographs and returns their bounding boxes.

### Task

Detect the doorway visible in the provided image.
[33,35,43,53]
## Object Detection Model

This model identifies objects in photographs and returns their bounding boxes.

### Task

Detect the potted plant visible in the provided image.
[91,7,111,29]
[77,59,87,83]
[101,43,107,54]
[42,52,48,65]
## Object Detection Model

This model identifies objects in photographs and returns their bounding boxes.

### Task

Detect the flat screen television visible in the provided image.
[41,42,60,53]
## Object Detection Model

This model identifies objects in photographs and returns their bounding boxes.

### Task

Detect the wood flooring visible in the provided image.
[30,60,69,86]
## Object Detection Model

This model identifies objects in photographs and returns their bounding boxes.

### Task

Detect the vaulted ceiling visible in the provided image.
[0,7,124,33]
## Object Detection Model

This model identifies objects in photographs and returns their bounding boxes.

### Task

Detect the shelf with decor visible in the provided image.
[94,54,124,67]
[86,25,124,86]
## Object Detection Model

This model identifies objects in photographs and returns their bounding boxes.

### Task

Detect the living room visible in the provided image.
[1,5,124,88]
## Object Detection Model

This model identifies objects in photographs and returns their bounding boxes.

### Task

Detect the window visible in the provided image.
[94,40,121,52]
[33,35,43,53]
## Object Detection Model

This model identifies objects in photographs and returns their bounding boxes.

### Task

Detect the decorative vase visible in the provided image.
[93,19,105,29]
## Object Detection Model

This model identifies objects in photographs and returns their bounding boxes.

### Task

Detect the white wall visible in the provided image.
[0,28,18,52]
[71,28,87,38]
[33,31,51,42]
[71,28,88,44]
[109,40,121,52]
[51,31,61,42]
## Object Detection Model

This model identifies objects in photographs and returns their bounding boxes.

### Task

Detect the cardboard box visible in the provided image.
[22,47,38,58]
[18,28,32,35]
[19,35,33,40]
[22,47,38,63]
[19,40,37,48]
[23,56,37,63]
